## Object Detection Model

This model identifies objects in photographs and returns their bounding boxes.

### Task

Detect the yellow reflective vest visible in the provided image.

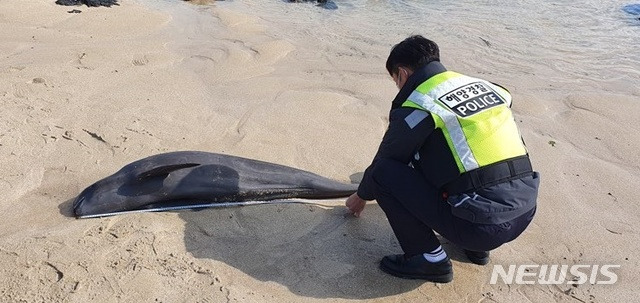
[401,71,527,174]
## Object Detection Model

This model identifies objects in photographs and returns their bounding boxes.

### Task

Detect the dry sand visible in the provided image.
[1,0,639,302]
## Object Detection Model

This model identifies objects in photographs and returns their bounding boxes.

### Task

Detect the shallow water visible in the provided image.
[203,0,639,94]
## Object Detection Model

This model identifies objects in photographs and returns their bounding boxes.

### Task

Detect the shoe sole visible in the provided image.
[379,263,453,283]
[469,258,490,266]
[464,251,490,266]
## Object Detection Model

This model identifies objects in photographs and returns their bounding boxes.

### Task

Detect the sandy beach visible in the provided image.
[1,0,639,302]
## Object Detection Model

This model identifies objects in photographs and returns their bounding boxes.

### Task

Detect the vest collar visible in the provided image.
[390,61,447,111]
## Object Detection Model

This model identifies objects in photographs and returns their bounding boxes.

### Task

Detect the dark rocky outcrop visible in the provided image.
[55,0,119,7]
[289,0,337,10]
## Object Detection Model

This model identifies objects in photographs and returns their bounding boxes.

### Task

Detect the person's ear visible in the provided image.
[397,67,406,83]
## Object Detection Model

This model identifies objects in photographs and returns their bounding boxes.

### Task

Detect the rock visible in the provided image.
[55,0,119,7]
[288,0,337,10]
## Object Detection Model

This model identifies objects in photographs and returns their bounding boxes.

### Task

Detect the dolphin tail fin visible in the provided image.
[136,163,200,181]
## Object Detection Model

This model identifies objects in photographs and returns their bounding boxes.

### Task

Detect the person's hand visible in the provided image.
[345,193,366,217]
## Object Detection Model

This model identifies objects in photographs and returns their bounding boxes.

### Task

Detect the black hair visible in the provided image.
[385,35,440,76]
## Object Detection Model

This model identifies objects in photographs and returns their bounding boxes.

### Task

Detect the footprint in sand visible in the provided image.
[9,66,26,72]
[12,82,34,99]
[132,56,149,67]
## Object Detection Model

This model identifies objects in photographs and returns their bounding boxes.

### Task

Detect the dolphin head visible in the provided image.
[73,162,201,217]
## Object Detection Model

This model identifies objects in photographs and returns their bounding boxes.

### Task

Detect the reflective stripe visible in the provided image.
[404,110,428,129]
[426,76,473,101]
[408,90,480,171]
[452,193,479,207]
[486,82,512,106]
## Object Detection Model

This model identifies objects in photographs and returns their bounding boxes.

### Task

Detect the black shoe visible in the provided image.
[464,250,490,265]
[379,254,453,283]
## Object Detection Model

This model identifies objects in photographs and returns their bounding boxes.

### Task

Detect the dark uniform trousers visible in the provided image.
[371,158,536,256]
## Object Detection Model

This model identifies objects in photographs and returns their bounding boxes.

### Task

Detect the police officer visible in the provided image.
[345,35,539,283]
